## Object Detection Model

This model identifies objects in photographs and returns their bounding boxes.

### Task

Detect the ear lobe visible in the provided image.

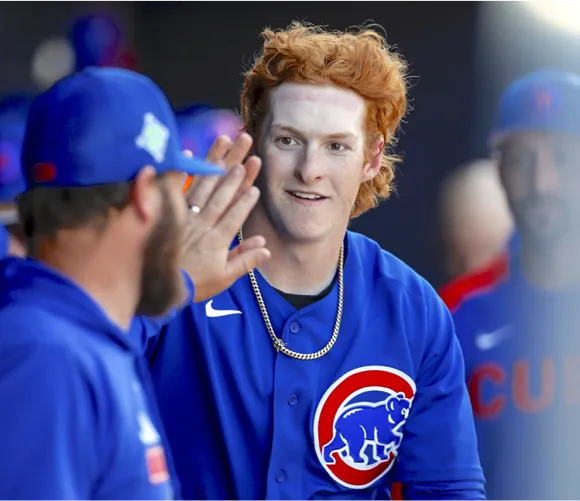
[131,166,160,222]
[362,137,385,183]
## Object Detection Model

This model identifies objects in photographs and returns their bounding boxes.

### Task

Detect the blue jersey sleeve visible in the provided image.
[0,225,8,259]
[0,343,100,499]
[394,288,485,500]
[129,269,195,355]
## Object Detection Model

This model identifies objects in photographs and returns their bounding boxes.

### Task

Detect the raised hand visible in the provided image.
[186,132,261,207]
[180,133,269,302]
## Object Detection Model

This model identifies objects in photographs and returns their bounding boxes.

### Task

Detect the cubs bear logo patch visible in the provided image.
[313,366,416,489]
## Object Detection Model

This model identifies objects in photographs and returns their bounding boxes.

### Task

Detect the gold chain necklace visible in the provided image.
[237,228,344,360]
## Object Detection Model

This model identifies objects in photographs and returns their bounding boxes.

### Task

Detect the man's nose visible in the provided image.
[294,147,323,184]
[532,150,559,195]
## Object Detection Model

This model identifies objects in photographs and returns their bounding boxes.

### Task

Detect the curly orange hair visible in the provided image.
[241,22,409,218]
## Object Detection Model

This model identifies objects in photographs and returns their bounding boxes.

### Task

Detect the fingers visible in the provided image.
[228,236,267,261]
[241,155,262,191]
[184,135,233,202]
[213,185,260,238]
[185,133,255,209]
[221,155,263,208]
[205,132,253,168]
[225,247,272,280]
[223,133,253,168]
[197,165,247,226]
[205,135,234,164]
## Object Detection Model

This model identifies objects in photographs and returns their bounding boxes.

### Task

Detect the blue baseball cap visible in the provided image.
[176,104,242,159]
[489,70,580,146]
[0,135,25,204]
[0,95,30,204]
[22,67,223,190]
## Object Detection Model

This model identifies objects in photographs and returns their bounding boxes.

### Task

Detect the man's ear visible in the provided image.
[131,166,160,223]
[361,136,385,183]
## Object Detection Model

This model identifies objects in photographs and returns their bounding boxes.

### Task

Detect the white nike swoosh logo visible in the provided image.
[205,299,242,318]
[475,326,511,351]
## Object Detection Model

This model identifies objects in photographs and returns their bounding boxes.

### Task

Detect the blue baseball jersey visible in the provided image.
[451,258,580,499]
[146,231,485,500]
[0,257,188,500]
[0,225,8,259]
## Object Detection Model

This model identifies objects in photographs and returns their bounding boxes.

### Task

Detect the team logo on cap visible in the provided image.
[313,366,416,489]
[529,86,561,116]
[136,112,169,163]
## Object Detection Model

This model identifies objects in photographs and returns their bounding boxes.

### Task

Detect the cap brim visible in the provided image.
[176,153,225,176]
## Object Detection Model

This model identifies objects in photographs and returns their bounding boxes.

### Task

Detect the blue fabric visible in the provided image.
[0,257,180,499]
[0,225,8,259]
[453,257,580,498]
[489,70,580,144]
[22,67,223,190]
[0,94,30,203]
[145,231,485,499]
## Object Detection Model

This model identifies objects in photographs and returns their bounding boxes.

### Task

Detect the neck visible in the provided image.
[37,230,140,331]
[242,210,345,296]
[520,232,580,291]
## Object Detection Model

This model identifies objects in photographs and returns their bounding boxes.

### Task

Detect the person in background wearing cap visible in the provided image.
[0,95,31,259]
[176,103,242,159]
[176,103,242,193]
[446,70,580,499]
[0,67,269,499]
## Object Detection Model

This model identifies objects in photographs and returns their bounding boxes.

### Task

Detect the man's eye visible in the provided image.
[328,142,347,152]
[275,136,297,147]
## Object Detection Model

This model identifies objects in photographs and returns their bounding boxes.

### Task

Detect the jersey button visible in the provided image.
[275,470,286,483]
[288,393,299,406]
[289,321,300,334]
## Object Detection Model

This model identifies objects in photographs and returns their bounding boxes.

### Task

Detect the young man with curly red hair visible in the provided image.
[146,23,484,499]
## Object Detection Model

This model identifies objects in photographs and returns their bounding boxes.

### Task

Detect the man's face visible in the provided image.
[136,173,187,317]
[498,131,580,248]
[255,82,378,243]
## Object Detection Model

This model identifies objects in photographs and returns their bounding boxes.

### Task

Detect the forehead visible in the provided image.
[265,82,365,136]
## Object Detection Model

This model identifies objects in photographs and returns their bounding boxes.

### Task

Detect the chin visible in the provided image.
[280,219,332,243]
